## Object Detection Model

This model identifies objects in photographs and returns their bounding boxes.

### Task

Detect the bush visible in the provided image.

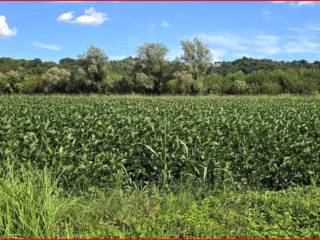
[40,67,71,93]
[134,72,154,93]
[0,71,22,94]
[167,71,193,95]
[202,74,223,94]
[290,69,319,95]
[221,71,247,94]
[19,75,42,94]
[260,81,282,95]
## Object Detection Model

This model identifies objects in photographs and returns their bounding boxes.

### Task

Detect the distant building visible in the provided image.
[213,61,222,67]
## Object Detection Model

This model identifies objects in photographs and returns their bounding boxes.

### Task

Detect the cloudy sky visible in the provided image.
[1,1,320,62]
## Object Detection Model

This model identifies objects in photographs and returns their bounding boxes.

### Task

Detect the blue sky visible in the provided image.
[1,1,320,62]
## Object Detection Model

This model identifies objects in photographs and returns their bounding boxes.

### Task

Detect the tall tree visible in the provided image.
[78,45,109,92]
[135,43,169,93]
[181,38,212,80]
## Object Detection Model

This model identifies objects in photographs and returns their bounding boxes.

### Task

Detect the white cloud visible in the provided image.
[287,27,305,32]
[210,49,227,62]
[295,1,318,6]
[272,1,319,6]
[193,30,320,60]
[0,16,17,38]
[255,35,281,54]
[198,33,248,51]
[32,41,61,51]
[161,20,170,28]
[287,24,320,33]
[284,23,320,53]
[109,55,127,60]
[192,33,283,60]
[74,7,108,25]
[148,20,170,31]
[305,24,320,31]
[148,24,155,31]
[57,7,108,26]
[283,38,320,53]
[57,11,74,22]
[197,33,281,54]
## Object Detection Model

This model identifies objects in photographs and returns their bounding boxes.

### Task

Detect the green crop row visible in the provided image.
[1,95,320,190]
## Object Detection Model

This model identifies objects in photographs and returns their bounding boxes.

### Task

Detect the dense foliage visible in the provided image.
[1,39,320,95]
[1,95,320,190]
[2,163,320,238]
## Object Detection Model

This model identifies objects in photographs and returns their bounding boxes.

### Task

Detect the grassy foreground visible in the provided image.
[1,95,320,237]
[1,164,320,238]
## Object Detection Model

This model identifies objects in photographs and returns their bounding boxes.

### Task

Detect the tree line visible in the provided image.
[1,38,320,95]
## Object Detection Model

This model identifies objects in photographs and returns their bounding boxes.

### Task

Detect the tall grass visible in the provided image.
[0,162,79,238]
[1,163,320,238]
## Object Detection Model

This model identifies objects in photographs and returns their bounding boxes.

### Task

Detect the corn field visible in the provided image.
[1,95,320,190]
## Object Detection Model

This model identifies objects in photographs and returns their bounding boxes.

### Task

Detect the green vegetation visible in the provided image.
[1,95,320,237]
[1,164,320,238]
[1,95,320,190]
[1,39,320,95]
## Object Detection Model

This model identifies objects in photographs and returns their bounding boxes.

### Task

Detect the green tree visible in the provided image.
[291,69,319,94]
[67,67,91,93]
[40,67,70,93]
[202,73,224,94]
[0,72,5,93]
[78,45,109,93]
[135,72,154,92]
[167,71,193,95]
[134,43,169,93]
[20,74,41,93]
[246,71,282,94]
[181,38,212,80]
[0,71,22,94]
[221,71,248,94]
